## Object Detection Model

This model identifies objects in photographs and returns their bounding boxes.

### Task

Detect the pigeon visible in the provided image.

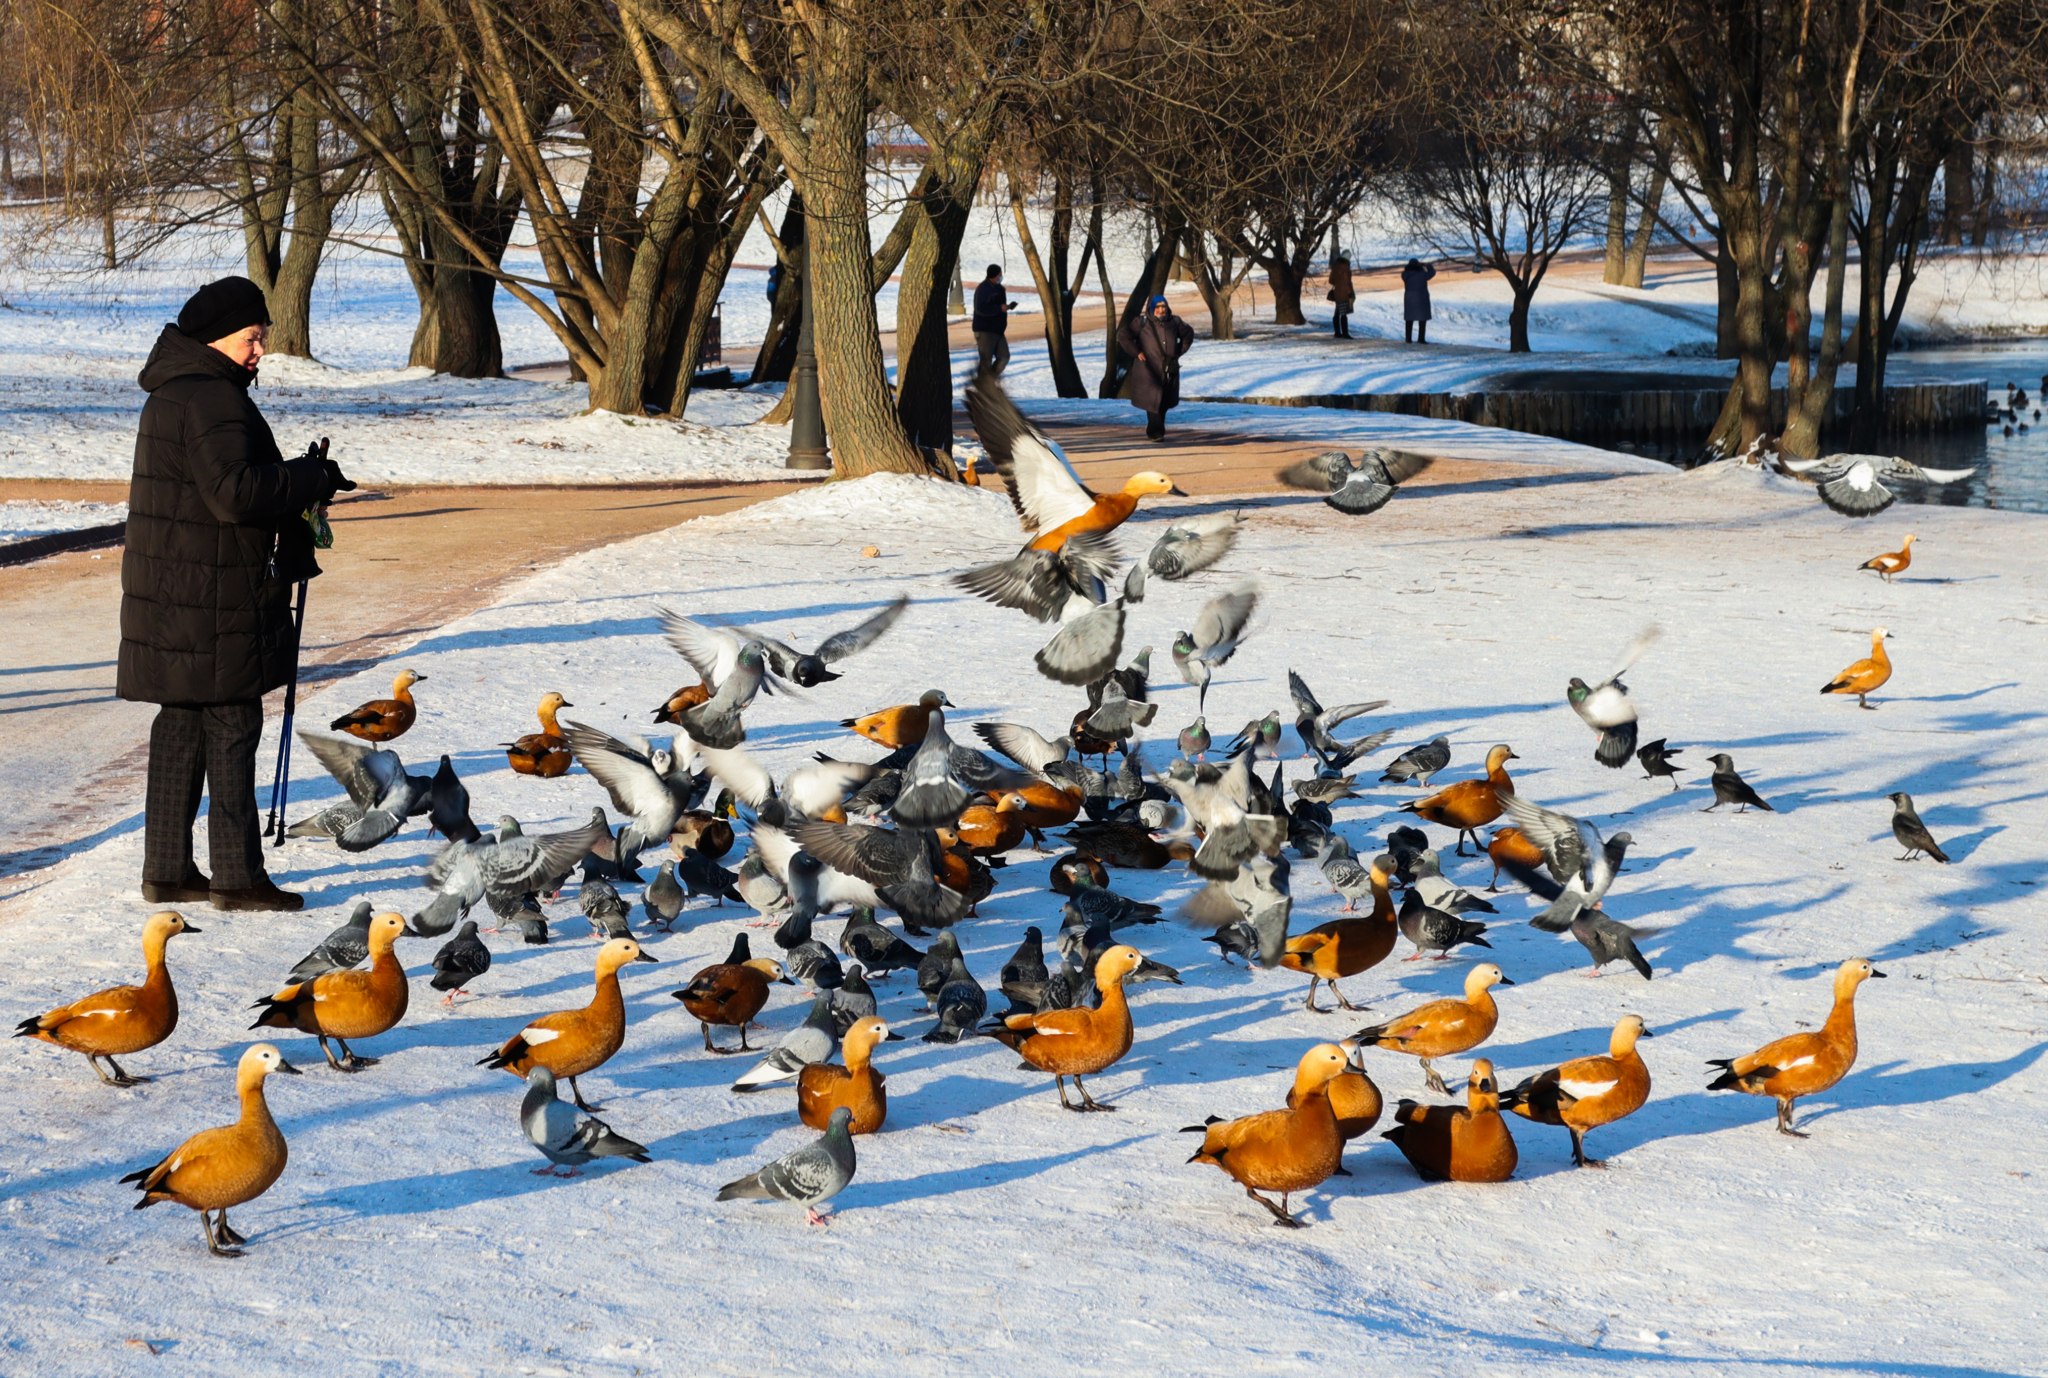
[1500,794,1633,931]
[412,814,608,937]
[731,994,839,1091]
[643,861,686,930]
[790,822,967,933]
[782,938,844,993]
[501,894,550,946]
[1637,739,1685,790]
[1887,792,1951,862]
[1204,920,1259,967]
[1062,884,1164,933]
[1397,889,1490,961]
[1293,774,1362,806]
[1781,453,1975,517]
[563,723,683,873]
[1275,447,1433,514]
[957,529,1125,624]
[1704,753,1774,813]
[1035,595,1129,687]
[677,850,743,907]
[1410,849,1499,916]
[1177,717,1212,761]
[715,1105,857,1225]
[1287,671,1391,771]
[1319,837,1376,911]
[1172,585,1259,712]
[1144,511,1244,580]
[285,901,374,983]
[1384,826,1431,882]
[522,1067,650,1176]
[917,931,964,1009]
[838,907,926,975]
[1567,910,1656,979]
[829,967,878,1032]
[1229,712,1285,761]
[1216,852,1293,967]
[998,927,1050,1014]
[922,950,987,1044]
[722,596,912,688]
[734,849,792,918]
[427,754,481,843]
[581,877,634,940]
[429,920,492,1004]
[974,721,1074,775]
[1084,680,1158,740]
[675,643,769,749]
[1568,626,1659,769]
[1380,736,1451,789]
[295,732,430,851]
[891,709,973,829]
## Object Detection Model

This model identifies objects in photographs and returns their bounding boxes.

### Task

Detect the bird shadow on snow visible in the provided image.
[1801,1042,2048,1124]
[1385,1321,2037,1378]
[858,1134,1151,1209]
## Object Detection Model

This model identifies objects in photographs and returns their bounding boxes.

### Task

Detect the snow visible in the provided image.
[4,462,2044,1375]
[0,499,126,545]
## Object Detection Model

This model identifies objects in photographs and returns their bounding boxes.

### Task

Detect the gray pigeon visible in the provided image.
[643,862,686,930]
[1568,911,1656,979]
[1171,585,1258,712]
[890,708,972,829]
[1411,849,1499,916]
[1062,886,1163,932]
[783,939,844,993]
[502,894,550,946]
[715,1106,857,1225]
[562,725,682,872]
[286,901,374,983]
[412,814,607,937]
[522,1066,649,1176]
[581,877,634,940]
[735,849,792,918]
[1317,837,1374,911]
[1223,853,1293,967]
[1887,792,1950,862]
[1380,736,1451,788]
[1567,627,1658,770]
[297,732,431,851]
[1144,511,1243,580]
[1500,794,1632,931]
[922,954,987,1044]
[429,920,492,1004]
[1293,774,1361,806]
[917,931,964,1009]
[1397,889,1490,960]
[838,907,925,975]
[731,994,839,1091]
[1276,447,1432,515]
[829,967,878,1033]
[678,849,743,906]
[1704,753,1774,813]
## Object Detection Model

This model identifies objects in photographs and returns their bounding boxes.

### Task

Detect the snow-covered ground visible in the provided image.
[4,464,2042,1375]
[0,498,126,546]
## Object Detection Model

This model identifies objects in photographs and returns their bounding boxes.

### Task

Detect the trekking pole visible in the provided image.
[266,437,327,846]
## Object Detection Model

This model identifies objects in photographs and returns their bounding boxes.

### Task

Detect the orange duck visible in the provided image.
[1060,820,1192,870]
[506,691,573,777]
[1708,957,1884,1135]
[1292,1041,1384,1146]
[1383,1058,1519,1182]
[673,933,789,1055]
[1398,744,1517,855]
[121,1043,300,1257]
[1012,777,1083,843]
[1280,856,1398,1012]
[329,668,424,742]
[1857,533,1914,583]
[1504,1013,1652,1168]
[480,937,657,1109]
[652,679,711,726]
[16,909,197,1086]
[947,793,1032,856]
[1821,628,1893,709]
[842,688,952,749]
[1351,961,1512,1094]
[1485,827,1548,892]
[251,911,410,1072]
[1186,1043,1351,1227]
[670,810,736,860]
[987,944,1144,1111]
[798,1016,900,1134]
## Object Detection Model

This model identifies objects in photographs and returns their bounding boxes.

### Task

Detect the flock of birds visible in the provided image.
[17,375,1959,1252]
[1988,376,2046,439]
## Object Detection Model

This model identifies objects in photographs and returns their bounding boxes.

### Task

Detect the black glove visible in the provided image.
[323,458,357,499]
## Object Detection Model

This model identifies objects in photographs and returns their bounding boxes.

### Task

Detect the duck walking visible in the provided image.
[250,912,409,1071]
[985,945,1145,1111]
[121,1044,300,1257]
[506,692,574,777]
[480,937,657,1109]
[674,933,790,1054]
[1185,1043,1352,1227]
[329,668,424,742]
[1502,1014,1652,1167]
[1397,744,1517,855]
[1280,857,1399,1011]
[1708,957,1885,1136]
[1821,627,1894,710]
[1858,534,1915,582]
[1351,962,1512,1094]
[1382,1059,1518,1183]
[17,910,198,1086]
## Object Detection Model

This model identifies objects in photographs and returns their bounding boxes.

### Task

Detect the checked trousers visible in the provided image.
[142,701,265,890]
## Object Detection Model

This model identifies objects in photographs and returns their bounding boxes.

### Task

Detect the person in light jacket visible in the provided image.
[1328,254,1356,338]
[1115,295,1196,441]
[1402,258,1437,344]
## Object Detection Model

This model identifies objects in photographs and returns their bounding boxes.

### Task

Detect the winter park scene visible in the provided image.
[5,1,2048,1374]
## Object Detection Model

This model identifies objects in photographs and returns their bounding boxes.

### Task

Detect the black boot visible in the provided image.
[211,878,305,912]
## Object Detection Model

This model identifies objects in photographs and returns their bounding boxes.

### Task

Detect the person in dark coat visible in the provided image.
[1116,295,1196,441]
[1328,255,1356,338]
[120,275,351,912]
[1402,258,1437,344]
[970,264,1015,376]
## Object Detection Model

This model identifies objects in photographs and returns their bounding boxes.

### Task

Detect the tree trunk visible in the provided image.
[410,261,504,378]
[1266,253,1307,325]
[753,196,804,385]
[1507,286,1534,353]
[1713,239,1740,359]
[894,160,979,454]
[1602,137,1633,284]
[1621,160,1668,289]
[1009,173,1087,398]
[1781,196,1851,457]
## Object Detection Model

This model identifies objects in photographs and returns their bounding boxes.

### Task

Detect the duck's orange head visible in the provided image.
[1120,470,1187,499]
[1485,744,1518,773]
[744,957,794,985]
[1465,962,1512,998]
[1611,1012,1650,1055]
[996,792,1029,814]
[142,910,201,945]
[393,668,426,694]
[1836,956,1887,993]
[846,1016,899,1059]
[1295,1042,1352,1094]
[538,690,572,715]
[239,1042,303,1087]
[597,937,659,975]
[1096,944,1146,988]
[367,912,407,954]
[1466,1058,1501,1109]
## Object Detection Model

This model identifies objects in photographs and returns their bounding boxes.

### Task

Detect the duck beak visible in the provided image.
[1638,1026,1656,1037]
[413,674,429,682]
[180,924,203,935]
[561,700,574,708]
[634,951,659,963]
[1167,483,1189,497]
[274,1057,304,1076]
[1870,968,1889,978]
[1496,975,1517,986]
[884,1032,907,1042]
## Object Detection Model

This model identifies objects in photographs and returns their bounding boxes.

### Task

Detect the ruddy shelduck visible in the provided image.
[1279,856,1398,1012]
[1186,1043,1351,1227]
[1503,1013,1653,1167]
[250,911,409,1072]
[1398,744,1518,855]
[1383,1058,1519,1182]
[506,691,573,777]
[121,1043,301,1256]
[1708,957,1885,1136]
[674,933,789,1055]
[1857,534,1914,583]
[1821,628,1893,709]
[481,937,657,1110]
[1351,962,1513,1094]
[798,1016,901,1134]
[948,793,1033,856]
[16,910,197,1086]
[330,668,424,742]
[841,688,952,750]
[1485,826,1548,892]
[1290,1040,1384,1146]
[986,944,1144,1111]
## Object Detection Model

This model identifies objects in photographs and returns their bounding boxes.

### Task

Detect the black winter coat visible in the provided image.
[118,326,328,706]
[1115,311,1196,414]
[971,278,1011,335]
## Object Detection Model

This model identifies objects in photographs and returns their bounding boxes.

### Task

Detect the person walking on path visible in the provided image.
[1328,255,1356,338]
[120,275,353,913]
[1116,295,1196,442]
[971,264,1016,376]
[1402,258,1437,344]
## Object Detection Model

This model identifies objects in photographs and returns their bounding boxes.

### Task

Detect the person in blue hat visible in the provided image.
[1116,294,1195,441]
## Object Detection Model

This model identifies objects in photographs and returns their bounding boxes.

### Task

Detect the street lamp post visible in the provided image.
[786,237,829,471]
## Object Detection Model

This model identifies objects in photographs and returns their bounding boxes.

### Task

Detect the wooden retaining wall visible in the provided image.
[1189,381,1988,446]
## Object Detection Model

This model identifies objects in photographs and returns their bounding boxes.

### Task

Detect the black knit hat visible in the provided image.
[176,276,271,344]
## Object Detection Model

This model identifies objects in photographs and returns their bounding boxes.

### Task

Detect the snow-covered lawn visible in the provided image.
[0,498,126,546]
[3,463,2040,1375]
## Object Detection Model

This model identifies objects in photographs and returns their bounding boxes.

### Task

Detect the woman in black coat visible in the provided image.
[1402,259,1438,344]
[120,276,349,912]
[1115,295,1196,441]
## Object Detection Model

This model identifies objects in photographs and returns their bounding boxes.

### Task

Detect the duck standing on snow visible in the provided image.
[1502,1014,1652,1167]
[330,668,425,742]
[1820,627,1894,709]
[506,692,574,777]
[1858,534,1915,583]
[842,688,952,750]
[717,1105,858,1226]
[479,937,657,1109]
[673,934,790,1055]
[521,1066,650,1176]
[1887,792,1951,862]
[1397,744,1517,855]
[121,1043,300,1256]
[985,945,1145,1112]
[1351,962,1513,1094]
[16,910,198,1086]
[1185,1043,1352,1227]
[1280,856,1399,1011]
[250,911,409,1071]
[1708,958,1885,1136]
[1382,1058,1518,1183]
